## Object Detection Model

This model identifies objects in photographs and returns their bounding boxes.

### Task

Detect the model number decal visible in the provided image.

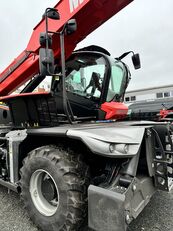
[69,0,85,13]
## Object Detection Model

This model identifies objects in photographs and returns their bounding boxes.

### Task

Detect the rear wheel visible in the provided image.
[20,145,90,231]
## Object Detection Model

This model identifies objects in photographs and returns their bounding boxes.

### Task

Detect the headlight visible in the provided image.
[109,143,129,154]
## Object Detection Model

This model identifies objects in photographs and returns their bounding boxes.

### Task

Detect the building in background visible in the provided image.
[125,84,173,103]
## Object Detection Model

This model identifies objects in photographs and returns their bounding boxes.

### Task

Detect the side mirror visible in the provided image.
[39,48,54,76]
[117,51,141,70]
[39,32,52,48]
[132,53,141,70]
[43,8,60,20]
[65,19,77,35]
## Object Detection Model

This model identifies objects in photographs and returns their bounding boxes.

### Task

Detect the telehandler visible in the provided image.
[0,1,172,231]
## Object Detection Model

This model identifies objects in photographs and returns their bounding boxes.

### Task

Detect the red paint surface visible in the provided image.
[101,101,128,120]
[0,0,133,96]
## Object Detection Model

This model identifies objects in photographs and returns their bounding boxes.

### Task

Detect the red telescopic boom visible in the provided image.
[0,0,133,96]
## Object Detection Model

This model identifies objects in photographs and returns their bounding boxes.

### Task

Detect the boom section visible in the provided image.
[0,0,133,96]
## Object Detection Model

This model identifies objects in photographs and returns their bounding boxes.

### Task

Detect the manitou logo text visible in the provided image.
[69,0,85,13]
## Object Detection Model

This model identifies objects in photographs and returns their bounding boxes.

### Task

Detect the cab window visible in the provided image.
[65,54,106,99]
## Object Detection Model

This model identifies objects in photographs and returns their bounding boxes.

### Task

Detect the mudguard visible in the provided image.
[67,125,145,157]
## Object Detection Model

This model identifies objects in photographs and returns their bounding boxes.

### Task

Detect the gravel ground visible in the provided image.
[0,185,173,231]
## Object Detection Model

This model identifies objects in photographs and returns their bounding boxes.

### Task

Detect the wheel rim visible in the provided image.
[29,169,59,217]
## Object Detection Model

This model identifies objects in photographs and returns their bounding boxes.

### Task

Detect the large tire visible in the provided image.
[20,145,90,231]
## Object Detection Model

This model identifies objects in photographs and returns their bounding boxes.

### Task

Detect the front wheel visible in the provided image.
[20,146,90,231]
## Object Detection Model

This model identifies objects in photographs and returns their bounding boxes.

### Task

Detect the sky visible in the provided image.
[0,0,172,91]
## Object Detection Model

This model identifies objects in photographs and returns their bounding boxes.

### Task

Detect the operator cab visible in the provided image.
[52,48,130,120]
[0,47,137,127]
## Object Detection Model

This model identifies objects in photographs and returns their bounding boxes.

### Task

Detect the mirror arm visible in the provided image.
[116,51,134,60]
[45,8,52,74]
[42,9,75,123]
[59,30,74,123]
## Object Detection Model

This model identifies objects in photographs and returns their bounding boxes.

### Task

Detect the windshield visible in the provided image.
[106,61,127,102]
[65,53,106,99]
